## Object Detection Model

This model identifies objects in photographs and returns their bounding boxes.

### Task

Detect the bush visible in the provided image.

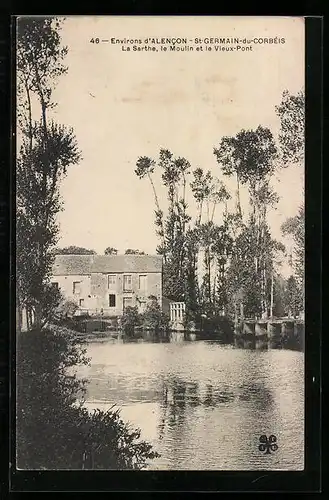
[16,326,159,469]
[120,299,170,338]
[52,298,88,332]
[142,296,170,334]
[54,298,79,320]
[121,306,141,337]
[200,315,234,342]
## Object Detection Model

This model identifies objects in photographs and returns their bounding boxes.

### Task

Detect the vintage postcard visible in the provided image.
[16,16,305,472]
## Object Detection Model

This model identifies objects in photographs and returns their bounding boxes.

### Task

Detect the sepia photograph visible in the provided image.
[16,15,305,471]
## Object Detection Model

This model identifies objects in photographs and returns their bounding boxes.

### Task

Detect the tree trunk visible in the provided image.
[16,306,22,334]
[26,307,32,331]
[234,302,238,333]
[33,56,48,144]
[210,202,217,223]
[34,303,43,330]
[240,302,244,319]
[16,289,23,334]
[35,63,50,330]
[236,174,242,218]
[182,174,187,233]
[198,200,203,226]
[212,269,217,306]
[270,272,274,317]
[24,79,33,151]
[207,248,211,306]
[261,264,267,318]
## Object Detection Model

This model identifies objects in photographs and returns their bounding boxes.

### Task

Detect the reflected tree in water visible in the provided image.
[237,381,274,412]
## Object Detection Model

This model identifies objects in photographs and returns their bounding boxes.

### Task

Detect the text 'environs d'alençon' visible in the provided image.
[109,37,286,45]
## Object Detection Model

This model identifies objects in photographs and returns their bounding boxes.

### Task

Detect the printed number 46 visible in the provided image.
[90,38,100,44]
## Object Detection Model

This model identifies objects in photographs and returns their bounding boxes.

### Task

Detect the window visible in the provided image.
[109,294,116,307]
[73,281,81,294]
[123,275,132,291]
[108,274,116,287]
[51,282,59,290]
[79,299,84,307]
[123,297,132,310]
[139,275,147,290]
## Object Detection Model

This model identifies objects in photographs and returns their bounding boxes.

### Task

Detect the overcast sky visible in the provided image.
[42,16,304,265]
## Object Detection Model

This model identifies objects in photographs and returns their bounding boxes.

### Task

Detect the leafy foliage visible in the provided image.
[276,91,304,307]
[135,156,165,254]
[121,299,170,337]
[142,296,170,332]
[54,246,96,255]
[136,148,192,302]
[104,247,118,255]
[135,92,304,325]
[183,229,200,323]
[213,126,281,319]
[16,123,80,328]
[54,297,79,320]
[284,275,303,317]
[16,17,81,329]
[16,17,159,471]
[135,155,156,179]
[16,328,159,469]
[125,249,145,255]
[281,205,304,289]
[121,306,142,336]
[17,17,68,133]
[213,126,277,185]
[275,89,305,165]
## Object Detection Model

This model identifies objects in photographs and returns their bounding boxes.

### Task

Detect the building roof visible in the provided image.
[52,254,163,276]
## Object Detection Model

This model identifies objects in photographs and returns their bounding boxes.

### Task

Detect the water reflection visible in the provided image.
[155,375,275,442]
[79,339,304,470]
[84,332,303,352]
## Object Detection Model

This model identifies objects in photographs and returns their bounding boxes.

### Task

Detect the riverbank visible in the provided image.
[60,313,304,351]
[68,325,304,351]
[16,326,160,469]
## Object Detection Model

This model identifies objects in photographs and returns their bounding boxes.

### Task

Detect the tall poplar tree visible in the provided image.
[16,17,81,330]
[214,126,278,318]
[277,89,305,307]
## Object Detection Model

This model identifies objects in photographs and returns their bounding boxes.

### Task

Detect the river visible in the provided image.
[76,338,304,470]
